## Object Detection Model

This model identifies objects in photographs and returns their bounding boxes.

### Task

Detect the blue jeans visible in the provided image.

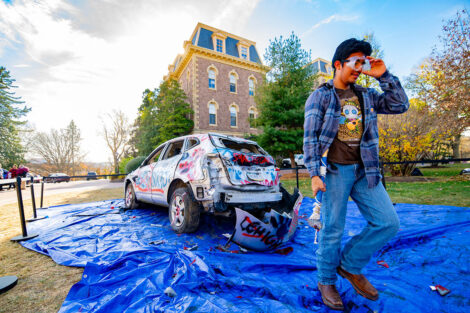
[316,163,399,285]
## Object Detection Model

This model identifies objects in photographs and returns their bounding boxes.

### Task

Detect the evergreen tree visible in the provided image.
[131,80,193,155]
[154,79,193,144]
[0,66,30,167]
[254,32,315,166]
[130,89,160,155]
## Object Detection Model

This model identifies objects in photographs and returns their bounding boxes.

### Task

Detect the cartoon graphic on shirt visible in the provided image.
[338,97,363,141]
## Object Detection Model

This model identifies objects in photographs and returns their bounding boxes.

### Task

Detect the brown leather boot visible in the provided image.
[337,266,379,301]
[317,283,344,311]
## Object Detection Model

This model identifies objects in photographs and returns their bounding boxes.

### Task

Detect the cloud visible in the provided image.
[0,0,261,162]
[301,14,359,38]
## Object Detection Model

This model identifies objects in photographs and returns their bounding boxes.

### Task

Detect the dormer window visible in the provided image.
[241,47,248,60]
[211,32,226,54]
[216,39,223,53]
[237,41,250,61]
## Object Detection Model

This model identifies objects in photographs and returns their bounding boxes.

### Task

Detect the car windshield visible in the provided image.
[211,135,265,155]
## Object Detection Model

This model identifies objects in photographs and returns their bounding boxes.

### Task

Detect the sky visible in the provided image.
[0,0,468,163]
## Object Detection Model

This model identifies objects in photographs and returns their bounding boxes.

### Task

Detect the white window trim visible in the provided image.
[229,103,239,128]
[237,41,250,61]
[228,70,239,94]
[248,75,257,96]
[211,33,227,54]
[208,100,219,126]
[248,106,258,129]
[207,65,218,90]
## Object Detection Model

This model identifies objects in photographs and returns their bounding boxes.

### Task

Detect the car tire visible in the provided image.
[169,187,200,234]
[125,183,140,210]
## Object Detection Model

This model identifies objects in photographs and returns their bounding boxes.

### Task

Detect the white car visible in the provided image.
[124,133,301,249]
[282,154,305,168]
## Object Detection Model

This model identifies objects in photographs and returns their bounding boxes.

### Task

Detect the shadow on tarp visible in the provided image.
[20,198,470,312]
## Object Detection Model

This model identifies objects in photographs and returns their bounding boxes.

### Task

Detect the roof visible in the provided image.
[307,57,332,75]
[165,23,270,80]
[190,24,262,64]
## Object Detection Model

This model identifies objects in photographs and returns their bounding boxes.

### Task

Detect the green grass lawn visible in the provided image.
[280,164,470,207]
[418,163,469,177]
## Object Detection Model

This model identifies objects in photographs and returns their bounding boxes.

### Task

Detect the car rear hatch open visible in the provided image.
[210,134,279,187]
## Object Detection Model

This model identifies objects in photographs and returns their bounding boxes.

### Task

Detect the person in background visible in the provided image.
[17,164,29,178]
[9,164,18,178]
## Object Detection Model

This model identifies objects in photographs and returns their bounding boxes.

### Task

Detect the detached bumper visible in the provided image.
[230,190,303,251]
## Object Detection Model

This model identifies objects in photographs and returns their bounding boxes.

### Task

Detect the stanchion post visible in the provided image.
[11,176,38,242]
[37,180,48,210]
[295,166,299,190]
[30,177,37,218]
[40,181,44,208]
[27,178,46,222]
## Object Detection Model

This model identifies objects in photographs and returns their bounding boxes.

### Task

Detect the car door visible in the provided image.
[134,145,166,203]
[151,139,186,206]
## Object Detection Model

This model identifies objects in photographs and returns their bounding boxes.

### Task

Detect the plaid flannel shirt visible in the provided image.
[303,71,409,188]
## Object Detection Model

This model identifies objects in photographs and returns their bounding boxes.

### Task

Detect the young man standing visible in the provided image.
[303,38,409,310]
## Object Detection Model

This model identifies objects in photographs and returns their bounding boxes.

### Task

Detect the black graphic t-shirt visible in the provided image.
[328,87,364,164]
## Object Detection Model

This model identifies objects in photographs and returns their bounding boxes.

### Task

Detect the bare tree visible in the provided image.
[30,120,84,174]
[101,110,130,173]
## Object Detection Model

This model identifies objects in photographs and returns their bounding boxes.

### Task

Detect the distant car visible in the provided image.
[460,168,470,175]
[124,133,302,247]
[87,171,98,180]
[282,154,305,168]
[45,173,70,183]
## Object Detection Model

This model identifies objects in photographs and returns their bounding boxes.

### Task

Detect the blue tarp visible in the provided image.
[21,198,470,312]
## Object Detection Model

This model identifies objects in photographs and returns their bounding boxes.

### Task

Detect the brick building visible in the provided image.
[165,23,270,137]
[307,57,333,87]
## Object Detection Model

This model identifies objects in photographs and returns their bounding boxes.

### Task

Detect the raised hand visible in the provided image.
[362,56,387,78]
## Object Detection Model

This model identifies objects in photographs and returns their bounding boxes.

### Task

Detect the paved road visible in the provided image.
[0,179,122,206]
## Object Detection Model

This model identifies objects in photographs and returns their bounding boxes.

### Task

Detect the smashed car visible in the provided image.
[124,133,302,250]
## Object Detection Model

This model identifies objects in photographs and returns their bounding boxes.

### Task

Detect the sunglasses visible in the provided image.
[344,56,371,71]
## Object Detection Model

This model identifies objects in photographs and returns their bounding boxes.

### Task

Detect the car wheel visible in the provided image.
[125,183,140,210]
[169,187,200,234]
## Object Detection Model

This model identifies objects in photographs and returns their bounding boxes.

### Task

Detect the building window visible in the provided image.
[208,100,218,126]
[208,69,215,89]
[209,103,216,125]
[249,78,255,96]
[249,108,255,127]
[241,47,248,60]
[248,107,257,128]
[230,105,237,127]
[230,73,237,93]
[216,39,223,53]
